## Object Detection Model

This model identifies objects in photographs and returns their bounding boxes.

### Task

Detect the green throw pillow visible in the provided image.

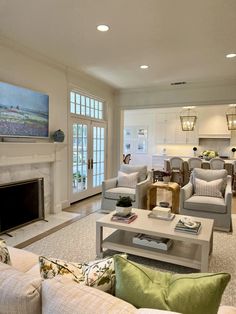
[114,255,230,314]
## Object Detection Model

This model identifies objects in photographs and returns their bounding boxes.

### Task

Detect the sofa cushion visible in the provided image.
[8,246,39,272]
[0,262,41,314]
[42,276,137,314]
[105,187,136,201]
[0,239,11,265]
[120,165,147,182]
[118,171,138,188]
[184,195,227,213]
[114,255,230,314]
[39,255,120,293]
[195,178,223,198]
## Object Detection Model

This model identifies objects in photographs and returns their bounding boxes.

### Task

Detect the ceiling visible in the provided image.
[0,0,236,90]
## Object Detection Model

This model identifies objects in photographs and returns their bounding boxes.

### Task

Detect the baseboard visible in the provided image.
[61,200,70,209]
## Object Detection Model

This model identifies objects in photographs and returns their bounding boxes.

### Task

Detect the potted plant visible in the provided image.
[115,196,132,216]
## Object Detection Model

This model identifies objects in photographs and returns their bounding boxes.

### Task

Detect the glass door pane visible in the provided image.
[92,125,105,188]
[72,123,88,193]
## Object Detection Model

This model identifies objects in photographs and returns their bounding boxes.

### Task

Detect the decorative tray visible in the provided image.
[148,213,175,221]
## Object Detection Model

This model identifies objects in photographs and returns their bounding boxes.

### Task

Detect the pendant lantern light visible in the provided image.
[226,104,236,130]
[180,107,197,131]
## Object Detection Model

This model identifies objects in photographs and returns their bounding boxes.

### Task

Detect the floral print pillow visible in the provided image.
[39,254,127,293]
[0,239,11,265]
[39,256,85,283]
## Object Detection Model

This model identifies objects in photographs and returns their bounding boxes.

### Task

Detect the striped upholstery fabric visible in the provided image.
[42,276,137,314]
[118,171,138,188]
[195,178,223,198]
[0,263,41,314]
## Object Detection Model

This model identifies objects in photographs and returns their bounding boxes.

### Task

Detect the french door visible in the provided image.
[70,117,106,203]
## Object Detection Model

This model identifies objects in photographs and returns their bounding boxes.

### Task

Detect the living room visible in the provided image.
[0,1,236,313]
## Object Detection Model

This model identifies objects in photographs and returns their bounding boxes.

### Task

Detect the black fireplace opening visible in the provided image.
[0,178,45,234]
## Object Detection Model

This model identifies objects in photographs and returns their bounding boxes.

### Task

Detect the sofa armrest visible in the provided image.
[218,305,236,314]
[180,182,193,210]
[102,177,118,194]
[224,175,232,213]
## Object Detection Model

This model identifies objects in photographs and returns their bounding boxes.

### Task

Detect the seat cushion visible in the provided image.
[0,263,42,314]
[184,195,226,213]
[8,246,39,273]
[105,187,136,201]
[120,165,147,182]
[42,276,137,314]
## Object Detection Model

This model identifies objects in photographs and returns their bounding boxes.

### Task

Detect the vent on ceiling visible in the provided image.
[170,81,187,86]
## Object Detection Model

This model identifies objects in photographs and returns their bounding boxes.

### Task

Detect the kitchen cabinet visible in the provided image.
[155,113,176,144]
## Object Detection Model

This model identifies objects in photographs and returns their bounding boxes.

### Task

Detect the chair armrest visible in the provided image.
[135,172,152,209]
[180,182,193,209]
[224,175,232,212]
[102,177,117,194]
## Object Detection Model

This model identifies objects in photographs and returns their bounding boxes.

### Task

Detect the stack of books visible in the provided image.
[133,233,172,250]
[111,212,137,224]
[175,219,201,235]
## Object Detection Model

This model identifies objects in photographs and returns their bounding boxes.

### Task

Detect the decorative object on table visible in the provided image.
[52,129,65,142]
[179,106,197,131]
[175,217,201,234]
[132,233,173,250]
[115,196,132,216]
[226,104,236,130]
[111,212,137,224]
[202,150,219,160]
[193,146,198,156]
[159,201,169,208]
[152,206,171,218]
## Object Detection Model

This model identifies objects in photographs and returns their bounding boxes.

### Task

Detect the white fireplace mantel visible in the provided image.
[0,142,67,214]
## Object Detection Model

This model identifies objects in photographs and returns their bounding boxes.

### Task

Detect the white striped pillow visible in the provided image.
[195,178,223,198]
[117,171,138,188]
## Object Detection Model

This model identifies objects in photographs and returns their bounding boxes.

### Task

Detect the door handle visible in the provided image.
[91,158,93,170]
[88,159,91,170]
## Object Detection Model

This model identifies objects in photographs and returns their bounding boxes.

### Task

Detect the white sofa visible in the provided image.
[0,247,235,314]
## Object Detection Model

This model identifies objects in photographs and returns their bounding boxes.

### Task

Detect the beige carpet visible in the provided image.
[24,212,236,307]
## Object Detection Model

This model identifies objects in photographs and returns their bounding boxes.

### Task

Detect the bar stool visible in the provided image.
[210,157,225,170]
[169,157,184,186]
[188,157,202,176]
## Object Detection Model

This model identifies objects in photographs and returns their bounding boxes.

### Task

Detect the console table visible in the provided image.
[147,182,180,213]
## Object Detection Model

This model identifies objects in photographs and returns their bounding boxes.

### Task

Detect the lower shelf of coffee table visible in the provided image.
[102,230,202,270]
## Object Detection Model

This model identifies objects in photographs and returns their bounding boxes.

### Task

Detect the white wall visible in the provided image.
[0,41,116,208]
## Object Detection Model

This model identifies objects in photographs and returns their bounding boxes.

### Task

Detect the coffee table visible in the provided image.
[96,209,214,272]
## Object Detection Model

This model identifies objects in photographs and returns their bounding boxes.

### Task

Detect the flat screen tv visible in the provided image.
[0,81,49,138]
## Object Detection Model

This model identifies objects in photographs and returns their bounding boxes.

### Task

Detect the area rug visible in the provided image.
[24,212,236,307]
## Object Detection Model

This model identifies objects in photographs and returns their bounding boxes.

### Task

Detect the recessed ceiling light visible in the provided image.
[183,106,196,109]
[226,53,236,58]
[140,65,149,69]
[97,24,109,32]
[229,104,236,107]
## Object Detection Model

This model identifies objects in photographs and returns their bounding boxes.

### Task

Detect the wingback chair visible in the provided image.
[101,165,152,212]
[179,168,232,232]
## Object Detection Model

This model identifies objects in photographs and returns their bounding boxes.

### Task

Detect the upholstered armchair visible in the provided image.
[101,165,152,212]
[179,168,232,232]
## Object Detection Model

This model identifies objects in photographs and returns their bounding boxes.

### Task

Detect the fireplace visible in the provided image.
[0,178,45,234]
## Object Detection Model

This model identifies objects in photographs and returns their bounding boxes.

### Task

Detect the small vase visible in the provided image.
[53,129,65,142]
[163,176,170,183]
